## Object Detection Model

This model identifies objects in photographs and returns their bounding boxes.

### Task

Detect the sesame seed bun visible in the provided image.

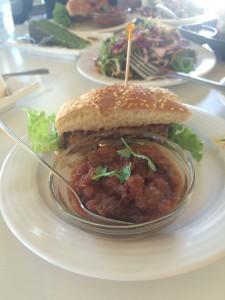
[55,84,191,137]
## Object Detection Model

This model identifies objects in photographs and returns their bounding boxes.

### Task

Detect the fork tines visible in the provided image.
[130,53,164,79]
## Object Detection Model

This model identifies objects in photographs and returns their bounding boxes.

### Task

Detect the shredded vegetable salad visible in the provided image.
[95,19,196,79]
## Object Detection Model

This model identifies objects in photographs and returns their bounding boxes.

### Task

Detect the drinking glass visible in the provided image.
[0,0,14,44]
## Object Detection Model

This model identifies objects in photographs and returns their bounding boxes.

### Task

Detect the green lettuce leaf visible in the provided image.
[168,123,204,161]
[23,108,59,153]
[52,2,72,28]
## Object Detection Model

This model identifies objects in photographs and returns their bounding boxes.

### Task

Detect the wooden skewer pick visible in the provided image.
[125,23,135,88]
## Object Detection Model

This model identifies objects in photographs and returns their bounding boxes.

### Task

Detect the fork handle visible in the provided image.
[168,71,225,93]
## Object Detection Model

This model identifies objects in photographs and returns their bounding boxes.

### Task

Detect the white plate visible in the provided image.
[1,106,225,281]
[0,77,40,112]
[6,38,89,57]
[77,44,216,87]
[77,43,216,87]
[218,77,225,106]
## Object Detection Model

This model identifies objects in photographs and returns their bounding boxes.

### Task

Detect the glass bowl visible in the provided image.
[91,7,130,28]
[49,130,195,238]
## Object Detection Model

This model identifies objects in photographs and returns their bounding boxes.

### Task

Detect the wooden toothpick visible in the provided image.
[125,23,135,88]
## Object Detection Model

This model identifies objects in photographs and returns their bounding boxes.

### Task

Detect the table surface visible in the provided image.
[1,24,225,300]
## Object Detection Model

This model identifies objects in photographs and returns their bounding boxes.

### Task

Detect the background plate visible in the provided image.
[133,12,206,25]
[77,43,216,87]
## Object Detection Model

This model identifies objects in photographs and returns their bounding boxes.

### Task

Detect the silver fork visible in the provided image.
[130,52,225,93]
[130,53,164,78]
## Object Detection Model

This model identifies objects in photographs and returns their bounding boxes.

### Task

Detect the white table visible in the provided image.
[1,28,225,300]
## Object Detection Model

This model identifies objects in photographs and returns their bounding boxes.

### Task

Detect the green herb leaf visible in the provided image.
[23,108,59,153]
[118,138,156,171]
[171,48,196,73]
[117,147,132,158]
[168,123,204,161]
[92,163,131,184]
[114,163,131,183]
[92,166,109,181]
[52,2,72,28]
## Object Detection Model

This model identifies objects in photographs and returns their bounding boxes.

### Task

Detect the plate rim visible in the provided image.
[1,106,225,281]
[133,12,206,25]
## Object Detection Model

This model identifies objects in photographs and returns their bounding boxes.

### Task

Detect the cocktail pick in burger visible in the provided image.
[125,23,135,88]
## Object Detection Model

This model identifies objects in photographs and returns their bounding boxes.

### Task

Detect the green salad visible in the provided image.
[95,19,196,80]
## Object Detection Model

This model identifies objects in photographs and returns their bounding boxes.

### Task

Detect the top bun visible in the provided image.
[56,84,191,136]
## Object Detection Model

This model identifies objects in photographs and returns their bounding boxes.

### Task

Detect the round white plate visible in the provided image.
[6,38,89,57]
[77,43,216,87]
[1,106,225,281]
[218,77,225,106]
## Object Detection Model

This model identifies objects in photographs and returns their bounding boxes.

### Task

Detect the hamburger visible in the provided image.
[24,83,203,161]
[55,84,191,148]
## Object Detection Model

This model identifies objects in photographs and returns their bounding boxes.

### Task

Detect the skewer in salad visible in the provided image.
[95,19,196,80]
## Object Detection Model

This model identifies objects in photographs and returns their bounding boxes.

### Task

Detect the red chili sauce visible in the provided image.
[69,143,183,224]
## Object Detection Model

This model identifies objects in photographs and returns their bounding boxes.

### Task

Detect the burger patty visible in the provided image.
[59,124,170,149]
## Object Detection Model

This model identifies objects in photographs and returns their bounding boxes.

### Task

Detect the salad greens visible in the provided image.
[95,19,196,79]
[171,48,196,73]
[52,2,72,28]
[23,108,59,153]
[168,123,204,161]
[97,36,127,78]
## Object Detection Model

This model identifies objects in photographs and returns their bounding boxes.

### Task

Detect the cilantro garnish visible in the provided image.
[92,138,156,184]
[117,138,156,171]
[92,163,131,184]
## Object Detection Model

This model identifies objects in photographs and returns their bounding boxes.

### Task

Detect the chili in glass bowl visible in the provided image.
[49,130,195,238]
